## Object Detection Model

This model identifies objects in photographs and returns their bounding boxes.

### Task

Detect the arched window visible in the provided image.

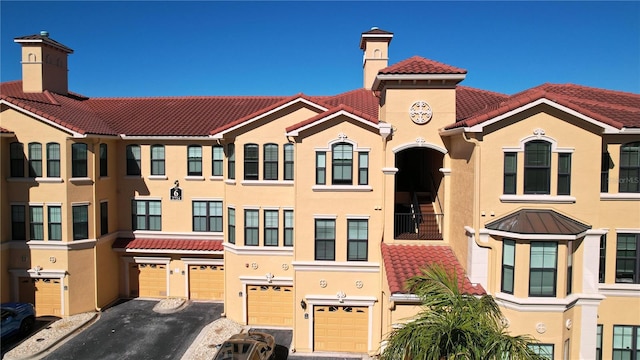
[263,143,278,180]
[524,140,551,194]
[150,145,165,176]
[187,145,202,176]
[244,144,259,180]
[126,144,141,176]
[332,143,353,185]
[28,142,42,177]
[620,141,640,193]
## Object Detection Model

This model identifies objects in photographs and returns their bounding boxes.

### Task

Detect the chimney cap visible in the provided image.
[40,30,49,37]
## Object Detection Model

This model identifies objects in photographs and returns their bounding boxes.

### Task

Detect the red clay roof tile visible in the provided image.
[112,238,223,252]
[380,56,467,75]
[381,243,485,296]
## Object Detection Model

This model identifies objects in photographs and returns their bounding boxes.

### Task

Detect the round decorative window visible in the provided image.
[409,100,433,124]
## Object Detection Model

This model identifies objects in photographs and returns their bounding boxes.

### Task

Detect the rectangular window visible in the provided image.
[100,202,108,236]
[131,200,161,231]
[619,142,640,193]
[71,143,88,177]
[529,241,557,297]
[263,144,278,180]
[188,145,203,176]
[558,153,571,195]
[48,206,62,240]
[599,235,607,283]
[283,210,294,246]
[613,325,639,360]
[228,208,236,244]
[527,344,554,360]
[151,145,165,176]
[192,201,223,232]
[11,205,26,240]
[283,144,294,180]
[29,206,44,240]
[616,233,640,284]
[315,219,335,261]
[358,152,368,185]
[524,141,551,194]
[72,205,89,240]
[596,324,602,360]
[503,152,517,194]
[244,144,259,180]
[347,219,368,261]
[228,144,235,180]
[212,145,224,176]
[316,152,326,185]
[567,241,574,295]
[244,209,259,246]
[332,143,353,185]
[264,210,278,246]
[28,143,42,177]
[99,143,108,177]
[47,143,60,177]
[10,142,24,177]
[502,239,515,294]
[126,144,141,176]
[601,152,611,193]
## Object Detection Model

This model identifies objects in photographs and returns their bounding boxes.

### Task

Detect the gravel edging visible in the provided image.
[3,312,98,360]
[180,317,244,360]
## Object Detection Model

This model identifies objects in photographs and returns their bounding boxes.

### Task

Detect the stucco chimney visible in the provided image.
[14,31,74,94]
[360,27,393,89]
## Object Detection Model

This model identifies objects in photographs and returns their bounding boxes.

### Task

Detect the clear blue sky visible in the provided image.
[1,1,639,97]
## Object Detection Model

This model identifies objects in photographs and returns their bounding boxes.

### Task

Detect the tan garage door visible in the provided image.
[129,263,167,298]
[19,277,62,317]
[189,265,224,300]
[314,305,368,353]
[247,285,293,326]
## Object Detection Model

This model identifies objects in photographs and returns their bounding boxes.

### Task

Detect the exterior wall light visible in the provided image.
[300,300,307,310]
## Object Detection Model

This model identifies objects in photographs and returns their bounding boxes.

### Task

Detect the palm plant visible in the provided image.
[380,264,546,360]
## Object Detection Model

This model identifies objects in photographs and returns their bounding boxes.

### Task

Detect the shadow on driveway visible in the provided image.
[41,300,223,360]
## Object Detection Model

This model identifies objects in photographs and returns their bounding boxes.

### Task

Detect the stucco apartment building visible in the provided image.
[1,28,639,359]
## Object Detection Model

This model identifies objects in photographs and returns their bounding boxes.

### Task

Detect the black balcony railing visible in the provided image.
[394,213,444,240]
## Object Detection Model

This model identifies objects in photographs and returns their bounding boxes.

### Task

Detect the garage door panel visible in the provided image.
[314,306,368,353]
[130,263,167,298]
[247,285,293,326]
[20,278,62,317]
[189,265,224,300]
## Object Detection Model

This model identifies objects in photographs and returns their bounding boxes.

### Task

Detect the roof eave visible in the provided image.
[373,73,466,90]
[285,109,380,137]
[14,38,74,54]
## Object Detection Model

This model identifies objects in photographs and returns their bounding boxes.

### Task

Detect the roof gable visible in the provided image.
[380,56,467,75]
[285,104,379,136]
[445,84,640,132]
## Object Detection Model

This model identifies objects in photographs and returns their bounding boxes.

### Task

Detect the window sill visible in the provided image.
[209,176,224,181]
[499,194,576,203]
[185,176,205,181]
[124,175,143,180]
[7,177,65,183]
[241,180,294,186]
[148,175,167,180]
[225,179,236,185]
[600,193,640,200]
[69,177,93,185]
[312,185,372,192]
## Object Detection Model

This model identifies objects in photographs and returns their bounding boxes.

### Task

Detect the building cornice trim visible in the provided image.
[291,261,380,272]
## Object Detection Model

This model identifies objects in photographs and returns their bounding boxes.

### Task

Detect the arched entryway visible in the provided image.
[394,146,445,240]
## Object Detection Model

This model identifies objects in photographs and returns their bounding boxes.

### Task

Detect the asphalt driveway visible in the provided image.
[42,299,222,360]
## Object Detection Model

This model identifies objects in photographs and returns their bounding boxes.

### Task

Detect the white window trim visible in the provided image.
[185,176,205,181]
[148,175,168,180]
[241,180,294,186]
[69,177,92,184]
[502,134,575,153]
[209,175,224,181]
[601,193,640,200]
[312,185,372,192]
[499,194,576,204]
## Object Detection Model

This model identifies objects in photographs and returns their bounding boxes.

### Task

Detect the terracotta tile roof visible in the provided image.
[446,83,640,130]
[485,209,591,235]
[0,126,13,133]
[381,243,485,296]
[320,88,379,119]
[359,27,394,49]
[380,56,467,75]
[456,86,509,121]
[285,103,379,134]
[361,28,393,35]
[1,81,115,135]
[112,238,223,252]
